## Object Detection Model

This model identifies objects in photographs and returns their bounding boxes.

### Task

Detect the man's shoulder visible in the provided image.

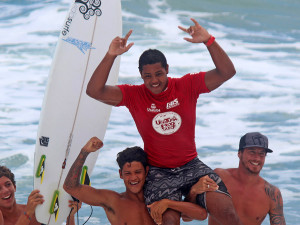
[118,83,144,89]
[172,72,204,81]
[263,179,282,197]
[214,168,236,177]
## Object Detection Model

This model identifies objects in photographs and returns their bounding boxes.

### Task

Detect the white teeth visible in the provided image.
[130,182,138,185]
[251,162,259,166]
[3,195,11,200]
[152,84,159,87]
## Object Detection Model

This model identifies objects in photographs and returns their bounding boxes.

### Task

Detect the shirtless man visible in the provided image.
[208,132,286,225]
[0,166,80,225]
[63,137,210,225]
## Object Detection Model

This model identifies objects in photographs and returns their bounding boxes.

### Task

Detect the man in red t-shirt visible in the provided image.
[86,18,242,225]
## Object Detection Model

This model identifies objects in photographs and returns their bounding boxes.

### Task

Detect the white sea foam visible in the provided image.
[1,0,300,224]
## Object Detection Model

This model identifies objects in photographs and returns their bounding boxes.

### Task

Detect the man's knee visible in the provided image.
[206,192,242,225]
[162,209,180,225]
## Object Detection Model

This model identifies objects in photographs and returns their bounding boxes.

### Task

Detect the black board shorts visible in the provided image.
[144,157,230,209]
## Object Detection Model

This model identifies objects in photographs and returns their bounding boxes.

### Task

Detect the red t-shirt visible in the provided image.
[117,72,210,168]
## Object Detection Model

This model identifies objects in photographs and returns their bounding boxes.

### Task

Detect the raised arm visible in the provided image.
[63,137,119,208]
[86,30,134,106]
[265,182,286,225]
[179,18,236,91]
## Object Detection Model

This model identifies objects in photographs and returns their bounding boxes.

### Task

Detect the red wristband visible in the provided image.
[24,212,31,221]
[205,35,215,47]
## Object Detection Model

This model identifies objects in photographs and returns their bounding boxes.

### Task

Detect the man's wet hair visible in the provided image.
[138,49,168,73]
[0,166,16,186]
[116,146,148,171]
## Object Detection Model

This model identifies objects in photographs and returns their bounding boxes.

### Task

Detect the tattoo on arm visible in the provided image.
[264,181,286,225]
[64,151,89,190]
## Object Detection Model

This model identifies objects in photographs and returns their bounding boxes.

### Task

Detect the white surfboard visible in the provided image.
[33,0,122,224]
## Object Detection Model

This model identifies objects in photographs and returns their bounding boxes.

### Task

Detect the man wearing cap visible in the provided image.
[207,132,286,225]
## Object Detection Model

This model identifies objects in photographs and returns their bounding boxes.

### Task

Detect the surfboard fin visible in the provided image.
[80,165,91,186]
[36,155,46,184]
[50,190,60,222]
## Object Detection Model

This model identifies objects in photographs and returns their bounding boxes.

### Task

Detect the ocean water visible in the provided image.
[1,0,300,224]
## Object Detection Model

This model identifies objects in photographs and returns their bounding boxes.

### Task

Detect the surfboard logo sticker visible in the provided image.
[39,136,49,147]
[62,37,95,54]
[50,190,60,222]
[75,0,102,20]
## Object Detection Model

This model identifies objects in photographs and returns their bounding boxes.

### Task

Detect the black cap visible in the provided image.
[239,132,273,153]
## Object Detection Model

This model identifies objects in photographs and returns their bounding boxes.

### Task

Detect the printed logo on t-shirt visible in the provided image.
[147,103,160,113]
[152,112,182,135]
[166,98,180,109]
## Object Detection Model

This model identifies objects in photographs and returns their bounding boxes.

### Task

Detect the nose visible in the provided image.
[252,152,264,160]
[130,173,139,181]
[0,186,9,195]
[253,154,260,160]
[150,76,158,84]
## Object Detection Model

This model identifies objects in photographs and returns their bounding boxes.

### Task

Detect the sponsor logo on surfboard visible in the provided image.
[39,136,49,147]
[152,112,182,135]
[62,17,73,36]
[62,37,95,54]
[62,4,78,36]
[75,0,102,20]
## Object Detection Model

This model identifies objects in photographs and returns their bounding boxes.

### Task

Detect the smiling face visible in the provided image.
[140,62,169,95]
[119,161,148,194]
[0,176,16,209]
[238,147,267,174]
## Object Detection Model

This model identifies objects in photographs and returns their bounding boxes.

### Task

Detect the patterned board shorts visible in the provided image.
[144,157,230,209]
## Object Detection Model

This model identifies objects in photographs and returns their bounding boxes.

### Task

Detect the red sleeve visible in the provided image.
[116,84,127,107]
[190,71,210,95]
[180,72,210,97]
[116,84,141,107]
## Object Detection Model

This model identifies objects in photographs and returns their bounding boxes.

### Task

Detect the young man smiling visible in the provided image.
[86,18,241,224]
[208,132,286,225]
[63,137,210,225]
[0,166,80,225]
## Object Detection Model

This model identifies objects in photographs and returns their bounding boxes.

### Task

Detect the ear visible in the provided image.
[238,151,241,159]
[119,169,123,179]
[139,66,143,76]
[166,64,169,74]
[145,166,149,176]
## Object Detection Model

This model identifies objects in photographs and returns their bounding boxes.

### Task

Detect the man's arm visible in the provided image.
[185,175,219,203]
[147,199,207,225]
[86,30,134,106]
[265,182,286,225]
[13,190,44,225]
[63,137,119,208]
[148,175,218,225]
[179,18,236,91]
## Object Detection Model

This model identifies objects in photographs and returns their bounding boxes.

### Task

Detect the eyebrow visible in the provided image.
[123,169,143,173]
